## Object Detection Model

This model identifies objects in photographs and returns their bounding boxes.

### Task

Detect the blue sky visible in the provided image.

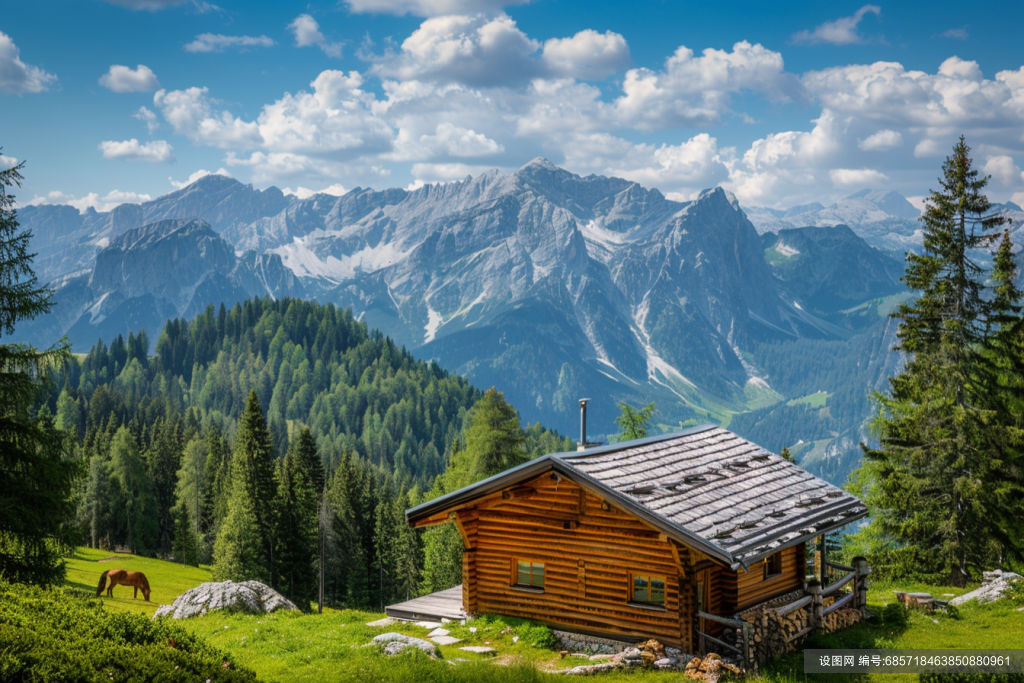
[3,0,1024,212]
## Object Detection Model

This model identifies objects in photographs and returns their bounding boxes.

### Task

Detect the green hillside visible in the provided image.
[57,549,1024,683]
[65,546,213,616]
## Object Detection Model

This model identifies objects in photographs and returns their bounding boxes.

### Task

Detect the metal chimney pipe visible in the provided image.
[579,398,590,450]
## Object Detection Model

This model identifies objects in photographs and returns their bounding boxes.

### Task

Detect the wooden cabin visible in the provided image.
[395,425,867,654]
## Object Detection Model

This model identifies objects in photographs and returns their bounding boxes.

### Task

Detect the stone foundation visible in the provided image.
[552,630,688,660]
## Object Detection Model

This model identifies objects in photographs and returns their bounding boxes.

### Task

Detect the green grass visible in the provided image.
[839,291,913,318]
[65,546,213,615]
[786,391,831,408]
[62,551,1024,683]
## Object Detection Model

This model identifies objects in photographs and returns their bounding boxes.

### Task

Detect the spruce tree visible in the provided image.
[172,502,199,566]
[273,427,320,609]
[461,387,528,480]
[861,137,1017,584]
[213,391,276,583]
[0,155,78,584]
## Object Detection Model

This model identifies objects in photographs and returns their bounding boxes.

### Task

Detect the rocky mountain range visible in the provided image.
[16,161,940,483]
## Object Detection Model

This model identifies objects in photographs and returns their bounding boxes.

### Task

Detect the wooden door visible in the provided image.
[695,568,710,655]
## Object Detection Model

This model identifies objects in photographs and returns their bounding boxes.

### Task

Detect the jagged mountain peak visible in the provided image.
[518,157,560,172]
[841,188,919,219]
[107,218,216,252]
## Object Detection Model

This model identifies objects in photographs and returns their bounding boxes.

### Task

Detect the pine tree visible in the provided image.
[780,446,794,463]
[0,155,79,584]
[213,391,277,583]
[148,418,182,555]
[860,137,1016,584]
[461,387,528,481]
[109,426,157,555]
[172,502,199,566]
[273,428,320,609]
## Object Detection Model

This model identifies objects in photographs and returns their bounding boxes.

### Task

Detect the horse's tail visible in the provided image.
[96,570,109,596]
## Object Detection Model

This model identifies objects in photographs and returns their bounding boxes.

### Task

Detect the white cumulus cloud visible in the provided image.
[153,87,262,148]
[419,122,503,157]
[184,34,275,53]
[614,41,803,130]
[791,5,882,46]
[0,31,57,94]
[256,70,393,159]
[829,168,889,186]
[541,29,630,80]
[858,129,902,151]
[26,189,152,213]
[983,155,1023,187]
[282,183,348,199]
[99,64,160,93]
[288,14,343,58]
[0,154,18,170]
[134,106,160,133]
[99,138,176,163]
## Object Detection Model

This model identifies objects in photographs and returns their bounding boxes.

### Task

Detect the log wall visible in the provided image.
[461,473,691,647]
[731,545,805,612]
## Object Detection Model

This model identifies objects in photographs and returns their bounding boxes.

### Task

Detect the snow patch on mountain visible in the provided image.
[424,307,443,343]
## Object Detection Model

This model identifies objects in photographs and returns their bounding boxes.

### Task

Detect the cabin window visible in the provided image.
[763,551,783,580]
[515,560,545,589]
[630,573,666,605]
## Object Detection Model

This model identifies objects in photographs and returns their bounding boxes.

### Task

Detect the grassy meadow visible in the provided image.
[60,549,1024,683]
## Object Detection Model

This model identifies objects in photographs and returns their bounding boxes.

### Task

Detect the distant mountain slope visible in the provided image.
[744,189,923,256]
[17,219,306,349]
[762,224,906,326]
[17,162,914,481]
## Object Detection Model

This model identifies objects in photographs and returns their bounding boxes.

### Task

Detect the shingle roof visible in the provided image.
[406,424,868,569]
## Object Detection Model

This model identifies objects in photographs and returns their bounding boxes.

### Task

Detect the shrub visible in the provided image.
[0,580,255,682]
[880,601,909,628]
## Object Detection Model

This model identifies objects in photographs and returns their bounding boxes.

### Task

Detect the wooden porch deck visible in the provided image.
[385,585,466,621]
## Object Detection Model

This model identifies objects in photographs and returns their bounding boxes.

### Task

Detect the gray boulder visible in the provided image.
[153,580,298,619]
[372,632,440,658]
[950,570,1023,606]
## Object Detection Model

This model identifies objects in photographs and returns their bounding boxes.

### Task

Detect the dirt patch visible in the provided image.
[97,556,124,562]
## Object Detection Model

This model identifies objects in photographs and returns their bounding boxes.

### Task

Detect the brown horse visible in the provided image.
[96,569,151,601]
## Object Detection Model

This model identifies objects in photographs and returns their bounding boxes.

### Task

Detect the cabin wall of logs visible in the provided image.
[414,471,846,656]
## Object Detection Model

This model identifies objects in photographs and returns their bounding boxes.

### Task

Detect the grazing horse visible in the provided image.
[96,569,151,601]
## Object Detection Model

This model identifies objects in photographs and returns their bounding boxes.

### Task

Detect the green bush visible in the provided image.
[0,580,255,682]
[881,601,910,628]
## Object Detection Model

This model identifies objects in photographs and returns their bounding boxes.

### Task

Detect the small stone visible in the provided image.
[366,617,399,628]
[468,626,477,634]
[414,621,443,629]
[430,635,462,646]
[428,628,450,637]
[441,618,451,624]
[459,646,496,656]
[654,658,674,670]
[372,633,439,658]
[512,636,519,644]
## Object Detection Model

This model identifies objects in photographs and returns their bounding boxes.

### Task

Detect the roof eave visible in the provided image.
[729,506,870,570]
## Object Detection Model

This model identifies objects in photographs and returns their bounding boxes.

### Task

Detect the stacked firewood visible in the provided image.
[822,607,862,632]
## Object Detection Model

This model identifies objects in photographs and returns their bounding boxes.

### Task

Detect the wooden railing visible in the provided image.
[696,610,752,664]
